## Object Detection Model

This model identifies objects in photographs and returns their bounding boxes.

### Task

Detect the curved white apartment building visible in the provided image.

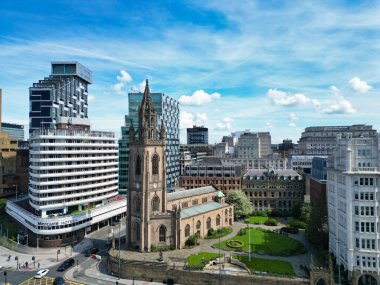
[328,133,380,284]
[7,127,126,247]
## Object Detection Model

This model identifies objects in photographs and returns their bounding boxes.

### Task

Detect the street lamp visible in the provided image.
[15,256,18,270]
[246,222,251,261]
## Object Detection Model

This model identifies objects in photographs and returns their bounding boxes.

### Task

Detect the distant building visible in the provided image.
[187,125,208,144]
[236,132,272,158]
[179,156,242,192]
[327,131,380,284]
[29,61,92,134]
[278,139,294,158]
[119,87,180,191]
[179,150,192,176]
[242,169,304,211]
[1,122,24,141]
[295,124,376,155]
[221,154,287,170]
[288,155,315,174]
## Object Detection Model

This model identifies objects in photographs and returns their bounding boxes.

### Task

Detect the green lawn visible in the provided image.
[205,227,233,239]
[214,228,306,256]
[186,252,223,270]
[245,216,273,224]
[235,255,295,276]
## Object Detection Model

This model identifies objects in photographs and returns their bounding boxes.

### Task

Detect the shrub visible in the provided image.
[185,233,200,247]
[238,227,248,236]
[281,227,299,234]
[207,228,215,237]
[264,218,278,226]
[226,240,244,248]
[251,210,268,217]
[151,244,175,252]
[289,220,307,229]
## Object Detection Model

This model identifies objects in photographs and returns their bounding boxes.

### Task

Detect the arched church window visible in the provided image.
[152,154,159,175]
[135,197,141,213]
[136,155,141,175]
[185,224,190,237]
[196,220,201,230]
[225,209,228,223]
[159,225,166,242]
[206,217,212,229]
[152,196,160,212]
[216,214,221,226]
[133,222,140,241]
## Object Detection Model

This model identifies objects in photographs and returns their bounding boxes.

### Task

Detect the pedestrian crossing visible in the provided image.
[18,276,84,285]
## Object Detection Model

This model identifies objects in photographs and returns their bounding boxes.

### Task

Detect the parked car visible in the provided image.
[84,250,91,257]
[53,276,66,285]
[57,258,75,272]
[35,269,49,279]
[105,239,112,246]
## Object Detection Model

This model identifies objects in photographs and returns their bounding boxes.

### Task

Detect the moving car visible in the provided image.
[57,258,75,272]
[53,276,66,285]
[84,249,91,257]
[35,269,49,279]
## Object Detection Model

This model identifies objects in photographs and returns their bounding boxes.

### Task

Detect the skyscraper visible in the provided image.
[187,125,208,144]
[119,84,180,192]
[29,61,92,134]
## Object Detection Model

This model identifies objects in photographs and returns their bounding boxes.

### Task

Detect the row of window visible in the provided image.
[355,222,376,233]
[354,206,375,217]
[354,192,375,201]
[245,191,302,198]
[355,238,376,250]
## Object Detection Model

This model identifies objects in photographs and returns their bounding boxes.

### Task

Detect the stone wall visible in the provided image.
[108,255,309,285]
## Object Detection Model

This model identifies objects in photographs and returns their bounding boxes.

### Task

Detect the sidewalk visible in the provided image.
[0,238,92,271]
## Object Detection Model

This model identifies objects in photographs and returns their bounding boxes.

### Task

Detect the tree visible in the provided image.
[226,190,251,218]
[305,205,328,249]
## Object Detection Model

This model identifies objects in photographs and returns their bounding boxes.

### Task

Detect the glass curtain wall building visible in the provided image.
[29,61,92,135]
[119,91,180,192]
[1,123,25,141]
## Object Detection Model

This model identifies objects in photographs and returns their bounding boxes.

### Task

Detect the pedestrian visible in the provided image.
[25,261,28,268]
[38,262,40,268]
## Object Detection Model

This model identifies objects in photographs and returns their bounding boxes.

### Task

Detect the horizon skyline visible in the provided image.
[1,0,379,144]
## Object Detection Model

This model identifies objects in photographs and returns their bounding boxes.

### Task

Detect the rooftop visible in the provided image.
[167,185,217,201]
[244,169,301,179]
[181,201,229,219]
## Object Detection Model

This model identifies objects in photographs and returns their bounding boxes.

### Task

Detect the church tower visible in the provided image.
[127,79,168,252]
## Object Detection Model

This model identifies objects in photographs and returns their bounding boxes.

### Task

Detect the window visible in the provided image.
[136,155,141,175]
[202,197,207,203]
[185,224,190,237]
[206,217,212,229]
[159,225,166,242]
[196,220,201,230]
[152,154,159,175]
[216,214,221,226]
[152,196,160,212]
[182,202,188,208]
[135,197,141,213]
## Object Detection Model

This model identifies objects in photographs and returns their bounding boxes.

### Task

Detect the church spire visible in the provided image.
[138,79,158,141]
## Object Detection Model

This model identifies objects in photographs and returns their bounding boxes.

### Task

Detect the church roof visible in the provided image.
[167,185,217,201]
[180,201,229,219]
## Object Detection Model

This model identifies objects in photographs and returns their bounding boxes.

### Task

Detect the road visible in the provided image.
[2,222,124,285]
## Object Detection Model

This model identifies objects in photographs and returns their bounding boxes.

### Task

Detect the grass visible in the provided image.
[245,216,271,224]
[186,252,223,270]
[235,255,295,276]
[214,228,307,256]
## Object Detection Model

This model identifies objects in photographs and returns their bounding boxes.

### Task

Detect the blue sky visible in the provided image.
[0,0,379,143]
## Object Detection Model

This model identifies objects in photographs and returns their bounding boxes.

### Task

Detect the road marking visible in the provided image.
[18,276,84,285]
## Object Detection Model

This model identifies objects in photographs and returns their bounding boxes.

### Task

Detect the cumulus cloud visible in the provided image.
[179,111,194,129]
[266,121,274,129]
[349,77,372,93]
[113,82,126,96]
[116,70,133,82]
[88,94,95,102]
[267,89,319,107]
[215,117,233,130]
[195,113,208,125]
[321,86,356,114]
[288,113,298,127]
[179,90,221,106]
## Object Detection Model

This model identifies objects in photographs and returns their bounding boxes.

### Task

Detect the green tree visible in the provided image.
[305,205,328,249]
[226,190,251,218]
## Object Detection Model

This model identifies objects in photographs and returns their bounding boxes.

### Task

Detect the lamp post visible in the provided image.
[118,219,121,279]
[15,256,18,270]
[246,222,251,261]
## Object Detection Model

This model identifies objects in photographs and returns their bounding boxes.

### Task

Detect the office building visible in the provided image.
[29,61,92,134]
[7,122,126,247]
[179,156,242,192]
[187,125,208,145]
[236,131,272,158]
[1,122,24,141]
[119,83,180,192]
[327,131,380,284]
[242,169,304,211]
[295,125,376,155]
[221,154,287,170]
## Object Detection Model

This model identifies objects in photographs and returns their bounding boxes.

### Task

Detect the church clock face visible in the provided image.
[135,182,140,189]
[153,182,158,189]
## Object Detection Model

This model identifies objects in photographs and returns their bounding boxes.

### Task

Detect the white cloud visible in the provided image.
[288,113,298,127]
[321,95,356,114]
[113,82,126,96]
[215,117,233,130]
[116,70,133,82]
[179,90,221,106]
[195,113,208,125]
[267,89,319,107]
[179,111,194,129]
[88,94,95,102]
[349,77,372,93]
[266,121,274,129]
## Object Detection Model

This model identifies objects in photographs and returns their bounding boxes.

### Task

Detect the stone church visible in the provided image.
[126,80,234,252]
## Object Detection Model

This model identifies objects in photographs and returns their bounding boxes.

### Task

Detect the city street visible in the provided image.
[0,221,125,285]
